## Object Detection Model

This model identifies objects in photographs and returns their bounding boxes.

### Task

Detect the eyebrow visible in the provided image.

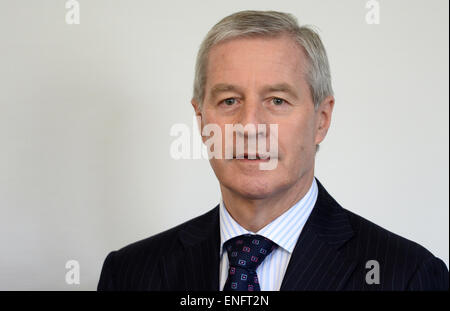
[210,83,244,99]
[261,83,300,100]
[209,83,300,100]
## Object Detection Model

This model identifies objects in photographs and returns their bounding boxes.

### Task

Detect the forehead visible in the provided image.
[206,34,307,90]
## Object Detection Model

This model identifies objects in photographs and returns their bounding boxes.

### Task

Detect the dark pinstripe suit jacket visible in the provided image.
[98,178,449,291]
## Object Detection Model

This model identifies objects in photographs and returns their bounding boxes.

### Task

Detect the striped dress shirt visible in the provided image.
[219,176,319,291]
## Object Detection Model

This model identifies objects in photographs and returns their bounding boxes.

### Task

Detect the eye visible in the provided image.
[272,97,286,106]
[221,98,237,106]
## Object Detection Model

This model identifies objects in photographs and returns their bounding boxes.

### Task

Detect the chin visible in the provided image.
[225,176,279,200]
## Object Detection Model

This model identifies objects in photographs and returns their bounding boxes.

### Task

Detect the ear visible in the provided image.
[191,98,202,118]
[191,98,204,139]
[314,95,335,146]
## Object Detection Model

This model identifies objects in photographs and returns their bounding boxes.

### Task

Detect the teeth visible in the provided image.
[233,155,268,160]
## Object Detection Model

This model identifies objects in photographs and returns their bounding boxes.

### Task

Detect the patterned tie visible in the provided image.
[223,234,278,291]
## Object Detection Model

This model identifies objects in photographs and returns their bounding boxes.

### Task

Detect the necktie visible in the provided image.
[223,234,278,291]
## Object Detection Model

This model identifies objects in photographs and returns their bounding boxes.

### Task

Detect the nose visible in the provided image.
[236,95,266,140]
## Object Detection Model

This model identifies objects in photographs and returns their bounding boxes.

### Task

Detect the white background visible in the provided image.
[0,0,448,290]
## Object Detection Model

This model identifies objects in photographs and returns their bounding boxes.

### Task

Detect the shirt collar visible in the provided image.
[219,177,318,255]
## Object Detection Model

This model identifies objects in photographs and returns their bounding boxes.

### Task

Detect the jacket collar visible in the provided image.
[279,178,356,290]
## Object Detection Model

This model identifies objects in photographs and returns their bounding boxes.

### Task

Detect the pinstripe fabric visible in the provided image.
[219,177,318,290]
[98,178,449,291]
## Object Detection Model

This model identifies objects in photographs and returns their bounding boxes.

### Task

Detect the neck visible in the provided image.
[220,170,315,233]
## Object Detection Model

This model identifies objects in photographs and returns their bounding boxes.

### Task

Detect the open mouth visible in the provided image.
[233,153,272,161]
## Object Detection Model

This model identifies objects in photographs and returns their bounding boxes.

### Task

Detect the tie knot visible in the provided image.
[224,234,278,270]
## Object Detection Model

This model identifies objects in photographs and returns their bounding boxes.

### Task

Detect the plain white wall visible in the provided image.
[0,0,447,290]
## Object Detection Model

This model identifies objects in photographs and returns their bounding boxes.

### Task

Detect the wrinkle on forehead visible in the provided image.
[205,35,308,94]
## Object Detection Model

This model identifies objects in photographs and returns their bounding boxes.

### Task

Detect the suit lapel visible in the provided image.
[280,178,357,290]
[160,206,221,290]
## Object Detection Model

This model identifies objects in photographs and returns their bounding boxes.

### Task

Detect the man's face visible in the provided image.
[193,34,331,200]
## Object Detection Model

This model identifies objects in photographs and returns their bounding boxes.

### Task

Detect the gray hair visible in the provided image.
[192,10,334,112]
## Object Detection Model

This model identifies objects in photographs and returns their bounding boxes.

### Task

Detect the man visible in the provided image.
[98,10,448,291]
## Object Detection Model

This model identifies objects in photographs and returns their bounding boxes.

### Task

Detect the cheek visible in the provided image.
[278,119,307,147]
[277,116,315,161]
[200,113,222,143]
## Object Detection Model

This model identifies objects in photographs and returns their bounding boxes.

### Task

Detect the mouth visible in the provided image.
[233,153,274,162]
